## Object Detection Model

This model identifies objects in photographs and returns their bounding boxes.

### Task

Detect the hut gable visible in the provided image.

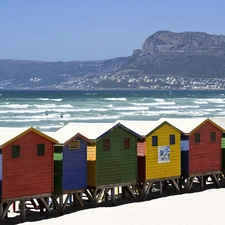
[0,127,58,149]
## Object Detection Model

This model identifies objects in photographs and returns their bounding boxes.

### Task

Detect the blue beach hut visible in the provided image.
[45,130,93,214]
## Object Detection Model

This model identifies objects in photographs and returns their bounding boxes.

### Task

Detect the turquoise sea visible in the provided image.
[0,89,225,131]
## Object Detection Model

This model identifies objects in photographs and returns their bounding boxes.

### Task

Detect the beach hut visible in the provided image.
[0,127,58,223]
[45,131,94,214]
[55,122,141,206]
[160,118,225,191]
[119,120,183,199]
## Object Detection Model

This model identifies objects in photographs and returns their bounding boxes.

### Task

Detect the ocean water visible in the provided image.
[0,89,225,131]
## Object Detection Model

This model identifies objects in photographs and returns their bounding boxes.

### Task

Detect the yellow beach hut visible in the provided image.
[118,120,183,198]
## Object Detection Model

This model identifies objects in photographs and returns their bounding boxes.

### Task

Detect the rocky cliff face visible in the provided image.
[141,31,225,54]
[120,31,225,79]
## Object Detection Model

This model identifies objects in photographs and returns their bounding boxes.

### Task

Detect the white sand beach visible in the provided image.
[4,188,225,225]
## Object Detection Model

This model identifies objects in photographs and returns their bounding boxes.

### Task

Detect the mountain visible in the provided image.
[1,30,225,90]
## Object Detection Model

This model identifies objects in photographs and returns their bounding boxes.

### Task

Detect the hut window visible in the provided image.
[103,139,110,150]
[170,135,175,145]
[69,140,80,150]
[124,138,130,149]
[37,144,45,156]
[152,136,158,146]
[222,133,225,138]
[210,132,216,142]
[12,145,20,158]
[194,132,200,143]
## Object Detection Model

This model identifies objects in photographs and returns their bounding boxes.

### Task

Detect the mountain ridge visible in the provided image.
[1,30,225,90]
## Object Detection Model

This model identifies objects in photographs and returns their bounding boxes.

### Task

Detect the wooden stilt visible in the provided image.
[20,200,26,223]
[74,193,84,209]
[122,186,126,198]
[61,194,70,215]
[95,189,104,205]
[84,189,93,203]
[72,194,77,206]
[171,179,180,193]
[59,195,63,208]
[51,196,61,211]
[104,188,109,201]
[0,203,3,225]
[43,197,50,218]
[111,188,115,206]
[200,176,204,190]
[211,174,220,187]
[93,189,97,207]
[163,180,167,190]
[124,186,136,200]
[159,181,163,196]
[144,182,153,200]
[2,202,12,220]
[188,177,194,192]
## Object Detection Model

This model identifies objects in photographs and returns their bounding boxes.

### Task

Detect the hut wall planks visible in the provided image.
[2,131,54,200]
[145,123,181,180]
[189,121,222,175]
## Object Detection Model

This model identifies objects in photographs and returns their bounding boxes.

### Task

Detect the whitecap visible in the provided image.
[155,98,165,102]
[193,100,208,104]
[34,104,74,108]
[0,104,29,109]
[107,104,114,108]
[206,98,225,103]
[156,105,199,109]
[203,108,222,112]
[132,102,176,106]
[104,98,127,101]
[112,106,149,111]
[50,98,63,102]
[36,98,50,101]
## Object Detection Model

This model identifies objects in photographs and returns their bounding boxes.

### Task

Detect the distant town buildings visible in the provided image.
[52,74,225,90]
[1,74,225,90]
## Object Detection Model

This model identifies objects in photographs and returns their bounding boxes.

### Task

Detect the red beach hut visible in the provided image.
[0,127,58,223]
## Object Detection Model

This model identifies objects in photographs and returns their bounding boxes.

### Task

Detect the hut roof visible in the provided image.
[0,127,59,148]
[117,120,183,137]
[158,117,225,134]
[54,122,141,141]
[117,120,163,136]
[45,131,94,146]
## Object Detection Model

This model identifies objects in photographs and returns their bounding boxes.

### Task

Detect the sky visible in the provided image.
[1,0,225,62]
[5,188,225,225]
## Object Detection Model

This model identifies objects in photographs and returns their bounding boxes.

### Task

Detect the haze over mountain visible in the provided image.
[1,30,225,90]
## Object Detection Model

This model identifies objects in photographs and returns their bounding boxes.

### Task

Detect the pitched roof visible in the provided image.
[117,120,163,136]
[0,127,59,148]
[54,122,141,141]
[45,131,94,146]
[157,117,207,133]
[117,120,183,137]
[158,117,225,134]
